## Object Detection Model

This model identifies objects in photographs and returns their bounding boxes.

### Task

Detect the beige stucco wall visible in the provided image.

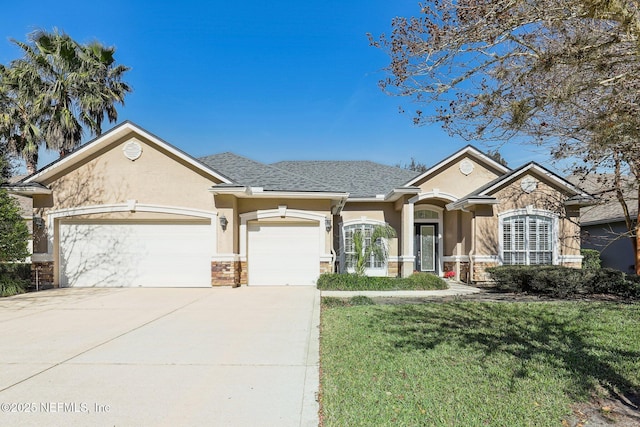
[414,155,503,198]
[340,202,402,258]
[474,173,581,258]
[36,134,220,214]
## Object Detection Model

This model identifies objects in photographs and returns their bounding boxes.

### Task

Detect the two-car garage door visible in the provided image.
[59,221,214,287]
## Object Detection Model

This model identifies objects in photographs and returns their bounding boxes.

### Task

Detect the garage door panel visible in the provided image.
[60,222,213,287]
[248,223,319,286]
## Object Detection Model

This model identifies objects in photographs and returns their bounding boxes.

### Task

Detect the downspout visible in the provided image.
[468,210,476,283]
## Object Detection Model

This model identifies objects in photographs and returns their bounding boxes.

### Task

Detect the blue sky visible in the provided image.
[1,0,551,172]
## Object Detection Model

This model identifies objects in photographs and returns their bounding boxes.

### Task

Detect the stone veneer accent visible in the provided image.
[473,262,498,282]
[214,260,344,286]
[239,261,247,285]
[211,260,243,287]
[444,261,471,283]
[32,262,54,288]
[387,261,399,277]
[320,261,333,275]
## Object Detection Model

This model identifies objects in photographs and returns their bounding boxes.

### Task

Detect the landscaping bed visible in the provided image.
[316,272,448,291]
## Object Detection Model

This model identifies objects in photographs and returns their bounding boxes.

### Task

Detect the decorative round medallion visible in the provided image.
[459,159,474,176]
[123,140,142,161]
[521,176,538,193]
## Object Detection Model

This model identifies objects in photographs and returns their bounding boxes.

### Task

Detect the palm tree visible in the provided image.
[77,41,132,136]
[352,224,397,276]
[4,29,131,165]
[0,62,47,174]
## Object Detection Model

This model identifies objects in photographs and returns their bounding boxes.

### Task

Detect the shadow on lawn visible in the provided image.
[377,302,640,410]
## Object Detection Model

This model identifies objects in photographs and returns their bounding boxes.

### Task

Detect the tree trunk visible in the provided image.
[635,187,639,275]
[25,152,38,176]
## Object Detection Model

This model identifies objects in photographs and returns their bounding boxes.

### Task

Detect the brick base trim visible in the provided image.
[211,261,242,287]
[32,262,55,288]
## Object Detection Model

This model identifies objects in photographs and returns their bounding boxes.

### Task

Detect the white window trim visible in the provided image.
[341,218,390,276]
[498,207,559,265]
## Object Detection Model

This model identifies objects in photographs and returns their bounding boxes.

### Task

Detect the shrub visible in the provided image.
[528,266,586,297]
[0,263,30,297]
[317,273,394,291]
[316,272,448,291]
[581,249,601,270]
[404,272,448,290]
[0,189,30,262]
[486,265,640,299]
[485,266,538,292]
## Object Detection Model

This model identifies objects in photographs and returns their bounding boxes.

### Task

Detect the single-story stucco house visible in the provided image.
[4,121,594,288]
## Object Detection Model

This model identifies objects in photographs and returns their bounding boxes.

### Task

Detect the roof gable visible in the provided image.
[447,162,594,211]
[404,145,511,187]
[22,121,232,185]
[475,162,591,198]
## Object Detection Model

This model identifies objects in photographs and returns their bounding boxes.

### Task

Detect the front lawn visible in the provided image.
[320,301,640,426]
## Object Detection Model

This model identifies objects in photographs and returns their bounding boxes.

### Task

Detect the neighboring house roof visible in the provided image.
[448,162,594,211]
[570,174,638,225]
[200,152,337,193]
[5,175,34,218]
[271,160,419,198]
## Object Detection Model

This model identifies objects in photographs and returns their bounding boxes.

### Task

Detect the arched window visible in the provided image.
[501,213,554,265]
[342,222,389,275]
[415,209,439,220]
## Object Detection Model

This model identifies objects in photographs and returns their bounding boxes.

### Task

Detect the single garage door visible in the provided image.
[247,222,320,286]
[59,221,214,287]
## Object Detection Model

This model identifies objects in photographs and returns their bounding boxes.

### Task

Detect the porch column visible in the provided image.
[400,201,415,277]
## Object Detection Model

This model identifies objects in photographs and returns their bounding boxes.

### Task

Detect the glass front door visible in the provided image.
[415,224,438,273]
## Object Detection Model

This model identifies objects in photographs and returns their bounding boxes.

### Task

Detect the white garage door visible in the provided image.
[59,221,214,287]
[247,222,320,286]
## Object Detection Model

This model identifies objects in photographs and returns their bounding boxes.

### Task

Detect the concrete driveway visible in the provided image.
[0,287,320,427]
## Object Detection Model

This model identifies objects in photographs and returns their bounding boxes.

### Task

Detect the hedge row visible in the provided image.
[316,272,448,291]
[486,265,640,299]
[0,263,31,297]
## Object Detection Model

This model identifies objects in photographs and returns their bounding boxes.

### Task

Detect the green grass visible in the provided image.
[320,301,640,426]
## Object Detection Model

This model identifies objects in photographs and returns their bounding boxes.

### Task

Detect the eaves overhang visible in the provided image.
[384,186,421,202]
[346,186,421,203]
[446,196,499,211]
[564,195,598,207]
[209,185,349,200]
[2,184,52,196]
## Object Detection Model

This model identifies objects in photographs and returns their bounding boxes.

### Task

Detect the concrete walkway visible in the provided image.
[320,281,483,298]
[0,287,320,427]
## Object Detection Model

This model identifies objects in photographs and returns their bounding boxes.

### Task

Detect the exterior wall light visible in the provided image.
[325,217,332,232]
[219,214,228,231]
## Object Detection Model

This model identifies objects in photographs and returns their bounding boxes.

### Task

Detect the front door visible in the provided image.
[415,224,438,273]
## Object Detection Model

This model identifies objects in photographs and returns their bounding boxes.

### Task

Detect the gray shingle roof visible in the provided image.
[271,160,419,198]
[570,174,637,224]
[199,152,336,192]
